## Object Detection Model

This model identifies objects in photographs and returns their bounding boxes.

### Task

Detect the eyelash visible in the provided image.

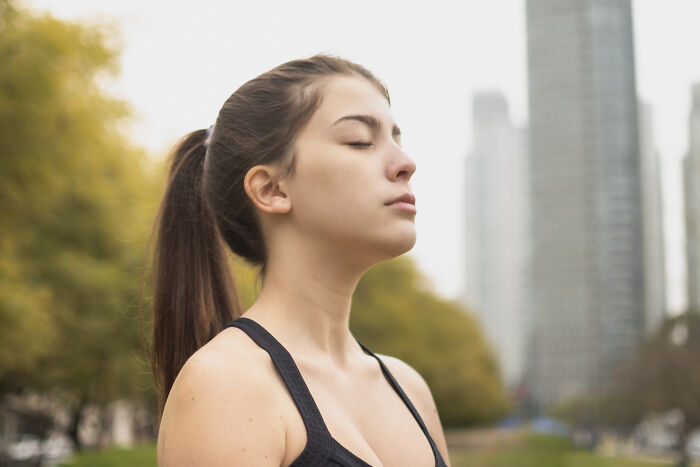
[348,142,373,147]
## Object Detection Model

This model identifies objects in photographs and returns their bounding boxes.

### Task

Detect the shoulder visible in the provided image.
[374,353,431,403]
[374,353,437,424]
[375,353,452,466]
[157,328,286,466]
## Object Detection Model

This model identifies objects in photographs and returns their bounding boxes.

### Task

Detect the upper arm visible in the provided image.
[378,354,452,467]
[157,349,286,467]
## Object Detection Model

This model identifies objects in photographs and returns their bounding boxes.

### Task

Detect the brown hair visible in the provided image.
[150,53,390,414]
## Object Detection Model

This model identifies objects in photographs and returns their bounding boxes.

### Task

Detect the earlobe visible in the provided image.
[244,165,291,214]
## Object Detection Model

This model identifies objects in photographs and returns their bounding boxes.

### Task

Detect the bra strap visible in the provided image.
[225,317,333,465]
[354,339,443,465]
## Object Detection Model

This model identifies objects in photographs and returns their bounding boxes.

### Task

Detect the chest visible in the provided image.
[281,369,435,467]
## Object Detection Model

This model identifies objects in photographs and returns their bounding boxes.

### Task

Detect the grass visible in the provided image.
[451,432,675,467]
[58,443,156,467]
[57,433,689,467]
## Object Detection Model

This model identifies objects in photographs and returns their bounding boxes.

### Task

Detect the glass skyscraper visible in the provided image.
[525,0,646,411]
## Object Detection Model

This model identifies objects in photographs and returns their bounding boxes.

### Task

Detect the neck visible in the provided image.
[241,231,375,369]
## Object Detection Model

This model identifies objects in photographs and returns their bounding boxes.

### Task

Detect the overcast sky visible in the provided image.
[27,0,700,314]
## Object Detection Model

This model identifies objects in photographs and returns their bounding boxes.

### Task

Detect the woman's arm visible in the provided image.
[157,349,287,466]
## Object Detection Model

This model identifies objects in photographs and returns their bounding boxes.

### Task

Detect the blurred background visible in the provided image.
[1,0,699,465]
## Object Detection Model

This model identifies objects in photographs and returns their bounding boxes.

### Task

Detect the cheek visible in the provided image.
[312,170,373,225]
[292,154,378,230]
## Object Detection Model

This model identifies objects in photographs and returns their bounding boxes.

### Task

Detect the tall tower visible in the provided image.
[638,101,666,335]
[525,0,646,411]
[464,92,531,392]
[684,84,700,312]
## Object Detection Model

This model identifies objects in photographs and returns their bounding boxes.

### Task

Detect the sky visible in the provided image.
[26,0,700,314]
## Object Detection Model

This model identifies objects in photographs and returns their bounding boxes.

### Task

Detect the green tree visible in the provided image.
[350,256,510,425]
[0,0,159,448]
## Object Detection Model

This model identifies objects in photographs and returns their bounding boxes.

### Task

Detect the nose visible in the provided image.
[387,146,416,182]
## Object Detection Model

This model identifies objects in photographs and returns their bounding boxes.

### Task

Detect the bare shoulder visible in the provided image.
[374,353,431,402]
[157,328,286,467]
[375,353,452,467]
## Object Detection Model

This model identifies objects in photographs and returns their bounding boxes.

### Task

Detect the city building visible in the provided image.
[638,101,666,335]
[684,84,700,312]
[464,91,531,392]
[525,0,647,411]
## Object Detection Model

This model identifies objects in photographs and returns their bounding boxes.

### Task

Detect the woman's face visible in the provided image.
[283,74,417,265]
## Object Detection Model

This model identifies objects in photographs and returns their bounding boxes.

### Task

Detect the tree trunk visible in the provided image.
[67,398,87,452]
[676,422,689,467]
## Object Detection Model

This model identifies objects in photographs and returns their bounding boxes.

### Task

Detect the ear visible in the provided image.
[243,165,291,214]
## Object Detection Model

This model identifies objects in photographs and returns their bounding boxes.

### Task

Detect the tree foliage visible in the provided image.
[351,256,510,426]
[0,0,158,418]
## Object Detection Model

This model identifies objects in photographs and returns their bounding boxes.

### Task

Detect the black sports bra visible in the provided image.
[225,317,449,467]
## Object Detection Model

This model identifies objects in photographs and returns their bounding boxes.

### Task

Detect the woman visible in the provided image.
[152,53,450,466]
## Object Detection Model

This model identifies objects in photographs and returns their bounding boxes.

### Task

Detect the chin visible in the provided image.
[378,229,417,259]
[336,223,416,266]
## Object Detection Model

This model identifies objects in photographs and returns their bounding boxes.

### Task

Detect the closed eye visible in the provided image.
[348,142,373,147]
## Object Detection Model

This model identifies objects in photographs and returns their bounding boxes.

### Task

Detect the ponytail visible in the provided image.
[151,129,243,415]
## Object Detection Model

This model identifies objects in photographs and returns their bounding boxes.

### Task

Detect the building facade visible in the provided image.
[638,101,666,335]
[684,84,700,312]
[464,91,531,391]
[525,0,646,410]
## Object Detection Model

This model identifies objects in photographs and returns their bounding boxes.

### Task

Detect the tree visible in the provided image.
[605,311,700,467]
[350,255,510,426]
[0,0,159,448]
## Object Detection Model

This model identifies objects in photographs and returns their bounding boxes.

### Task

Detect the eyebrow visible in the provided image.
[331,114,402,137]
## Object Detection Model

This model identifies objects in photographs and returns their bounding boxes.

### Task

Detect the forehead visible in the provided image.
[306,75,392,130]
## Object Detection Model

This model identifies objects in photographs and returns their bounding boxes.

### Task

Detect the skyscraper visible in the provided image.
[684,84,700,312]
[464,92,531,391]
[638,101,666,335]
[525,0,646,411]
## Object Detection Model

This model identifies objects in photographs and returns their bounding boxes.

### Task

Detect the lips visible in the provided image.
[385,192,416,206]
